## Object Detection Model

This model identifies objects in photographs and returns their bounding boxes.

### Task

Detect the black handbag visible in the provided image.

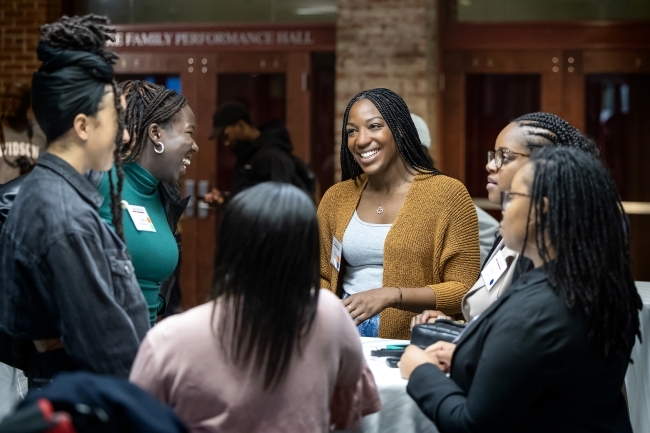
[410,319,467,348]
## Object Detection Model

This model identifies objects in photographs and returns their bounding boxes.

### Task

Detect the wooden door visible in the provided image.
[182,51,312,307]
[440,50,565,184]
[440,47,650,279]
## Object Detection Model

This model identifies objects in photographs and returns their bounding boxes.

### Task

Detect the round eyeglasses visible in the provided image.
[500,190,531,211]
[487,149,531,170]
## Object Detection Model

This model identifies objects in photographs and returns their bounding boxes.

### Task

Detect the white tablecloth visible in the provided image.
[626,282,650,433]
[338,338,439,433]
[342,281,650,433]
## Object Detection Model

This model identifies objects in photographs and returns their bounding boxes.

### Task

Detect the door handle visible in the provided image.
[197,180,210,219]
[184,179,195,217]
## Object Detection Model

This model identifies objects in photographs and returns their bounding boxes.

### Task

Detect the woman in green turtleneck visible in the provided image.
[98,80,198,326]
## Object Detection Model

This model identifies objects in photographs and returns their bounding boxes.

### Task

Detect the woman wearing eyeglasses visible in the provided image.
[412,112,599,325]
[401,147,641,433]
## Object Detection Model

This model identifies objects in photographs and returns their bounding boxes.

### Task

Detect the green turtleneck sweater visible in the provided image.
[98,163,179,326]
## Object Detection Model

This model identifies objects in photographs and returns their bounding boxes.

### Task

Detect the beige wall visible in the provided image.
[335,0,438,181]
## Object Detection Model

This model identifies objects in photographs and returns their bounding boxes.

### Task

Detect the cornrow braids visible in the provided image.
[523,147,641,359]
[514,112,599,157]
[341,88,442,181]
[40,15,118,65]
[119,80,187,163]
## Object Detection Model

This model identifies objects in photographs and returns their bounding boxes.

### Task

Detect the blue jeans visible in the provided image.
[343,292,380,337]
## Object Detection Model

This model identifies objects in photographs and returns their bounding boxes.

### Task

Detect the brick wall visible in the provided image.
[0,0,62,91]
[335,0,438,181]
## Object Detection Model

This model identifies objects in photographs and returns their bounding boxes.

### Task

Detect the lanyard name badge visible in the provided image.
[126,204,156,232]
[481,250,508,291]
[330,236,342,271]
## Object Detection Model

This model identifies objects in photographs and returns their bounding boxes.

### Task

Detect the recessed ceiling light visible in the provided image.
[295,5,337,15]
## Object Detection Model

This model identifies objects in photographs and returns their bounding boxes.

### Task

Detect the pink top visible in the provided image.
[130,290,381,432]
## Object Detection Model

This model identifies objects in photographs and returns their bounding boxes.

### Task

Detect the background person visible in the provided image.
[97,80,197,326]
[318,88,480,340]
[410,113,499,265]
[0,82,46,183]
[400,147,641,433]
[203,101,313,205]
[130,182,380,432]
[0,15,149,386]
[411,112,600,325]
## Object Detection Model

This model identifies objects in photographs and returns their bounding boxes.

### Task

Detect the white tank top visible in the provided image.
[341,211,392,295]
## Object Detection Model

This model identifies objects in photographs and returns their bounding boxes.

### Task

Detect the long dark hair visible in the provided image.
[524,147,641,359]
[340,88,442,181]
[118,80,187,163]
[211,182,320,390]
[38,15,127,240]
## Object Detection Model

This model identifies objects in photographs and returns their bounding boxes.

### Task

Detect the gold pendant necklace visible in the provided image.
[372,172,408,214]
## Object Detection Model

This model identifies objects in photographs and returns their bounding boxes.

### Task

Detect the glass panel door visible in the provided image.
[215,73,287,193]
[585,73,650,280]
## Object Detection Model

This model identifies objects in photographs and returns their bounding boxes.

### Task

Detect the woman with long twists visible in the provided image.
[318,88,480,339]
[0,15,149,385]
[97,80,198,326]
[411,112,600,325]
[400,147,641,433]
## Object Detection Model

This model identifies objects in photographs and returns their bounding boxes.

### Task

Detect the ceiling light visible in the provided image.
[295,5,337,15]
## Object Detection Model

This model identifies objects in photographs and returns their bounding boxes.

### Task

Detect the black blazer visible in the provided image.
[407,266,633,433]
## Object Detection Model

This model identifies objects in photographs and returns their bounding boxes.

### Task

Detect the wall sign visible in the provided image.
[109,24,335,52]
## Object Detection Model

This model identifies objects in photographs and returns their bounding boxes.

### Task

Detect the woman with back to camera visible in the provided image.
[318,88,480,339]
[0,15,149,384]
[97,80,198,326]
[400,147,641,433]
[411,112,600,325]
[130,182,381,432]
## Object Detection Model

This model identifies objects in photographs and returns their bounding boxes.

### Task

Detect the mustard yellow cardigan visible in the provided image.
[318,173,480,339]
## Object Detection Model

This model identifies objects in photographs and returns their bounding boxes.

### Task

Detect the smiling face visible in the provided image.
[345,99,402,176]
[486,122,533,204]
[151,105,198,183]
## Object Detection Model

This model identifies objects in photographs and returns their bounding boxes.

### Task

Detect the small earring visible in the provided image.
[154,141,165,154]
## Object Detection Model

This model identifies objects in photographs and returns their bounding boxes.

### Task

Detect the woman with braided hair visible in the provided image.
[97,80,197,326]
[412,111,600,327]
[318,88,480,339]
[0,15,149,385]
[401,146,641,433]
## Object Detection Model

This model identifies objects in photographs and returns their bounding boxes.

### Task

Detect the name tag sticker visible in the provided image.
[481,250,507,291]
[330,236,342,271]
[126,205,156,232]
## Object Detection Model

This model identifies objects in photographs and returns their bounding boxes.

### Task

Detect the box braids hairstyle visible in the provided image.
[340,88,442,181]
[514,112,599,157]
[39,15,127,240]
[118,80,187,164]
[524,147,641,359]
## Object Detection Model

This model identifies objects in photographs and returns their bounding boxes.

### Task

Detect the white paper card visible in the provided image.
[481,250,507,291]
[126,205,156,232]
[330,236,342,271]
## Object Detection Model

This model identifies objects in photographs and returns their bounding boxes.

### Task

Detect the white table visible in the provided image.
[626,282,650,433]
[343,283,650,433]
[338,338,439,433]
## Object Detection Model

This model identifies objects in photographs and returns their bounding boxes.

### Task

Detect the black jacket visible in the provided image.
[407,266,633,433]
[0,154,150,377]
[229,120,308,198]
[0,165,189,312]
